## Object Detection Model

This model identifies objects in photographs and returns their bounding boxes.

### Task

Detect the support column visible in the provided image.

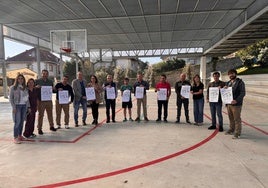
[0,24,8,98]
[36,41,41,78]
[200,56,207,87]
[59,53,63,80]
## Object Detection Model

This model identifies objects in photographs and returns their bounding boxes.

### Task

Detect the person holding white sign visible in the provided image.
[175,73,191,124]
[133,73,150,122]
[87,75,103,125]
[206,72,225,131]
[120,77,133,122]
[155,74,171,123]
[72,71,88,127]
[55,75,74,129]
[103,75,117,123]
[225,69,246,139]
[35,69,57,134]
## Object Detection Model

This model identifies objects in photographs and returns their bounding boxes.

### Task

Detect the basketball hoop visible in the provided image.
[60,47,72,53]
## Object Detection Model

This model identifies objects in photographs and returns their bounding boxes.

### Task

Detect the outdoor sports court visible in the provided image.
[0,90,267,188]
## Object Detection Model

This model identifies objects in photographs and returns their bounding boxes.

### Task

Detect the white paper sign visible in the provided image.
[106,87,116,99]
[86,87,96,101]
[135,86,144,99]
[220,87,233,104]
[180,85,191,99]
[41,86,52,101]
[122,90,131,102]
[157,88,167,101]
[209,87,220,102]
[59,90,69,104]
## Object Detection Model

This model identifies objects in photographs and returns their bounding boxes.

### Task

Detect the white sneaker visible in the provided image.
[65,125,70,129]
[232,134,240,139]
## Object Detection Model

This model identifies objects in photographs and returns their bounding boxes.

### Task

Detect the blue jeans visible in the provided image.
[73,98,87,124]
[13,104,27,138]
[193,98,204,123]
[209,102,223,127]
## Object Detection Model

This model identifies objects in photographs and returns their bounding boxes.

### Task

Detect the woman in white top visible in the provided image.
[9,74,30,144]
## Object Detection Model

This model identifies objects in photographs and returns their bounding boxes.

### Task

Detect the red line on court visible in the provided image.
[0,108,124,143]
[222,111,268,135]
[32,113,218,188]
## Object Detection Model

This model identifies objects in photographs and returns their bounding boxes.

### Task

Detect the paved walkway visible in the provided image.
[0,91,267,188]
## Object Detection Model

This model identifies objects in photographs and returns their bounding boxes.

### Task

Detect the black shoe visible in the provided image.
[112,119,116,123]
[186,120,191,124]
[38,130,44,135]
[106,120,110,123]
[156,119,161,122]
[164,119,168,123]
[50,127,57,132]
[92,120,95,125]
[95,120,98,125]
[219,126,224,132]
[82,120,87,126]
[75,124,79,127]
[144,117,149,121]
[135,117,140,121]
[208,125,216,130]
[175,120,180,123]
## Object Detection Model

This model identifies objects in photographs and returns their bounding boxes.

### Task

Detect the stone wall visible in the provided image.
[153,57,243,87]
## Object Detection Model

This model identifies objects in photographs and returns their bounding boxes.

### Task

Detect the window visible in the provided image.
[49,64,53,71]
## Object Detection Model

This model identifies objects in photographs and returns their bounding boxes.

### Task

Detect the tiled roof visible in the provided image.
[6,48,59,63]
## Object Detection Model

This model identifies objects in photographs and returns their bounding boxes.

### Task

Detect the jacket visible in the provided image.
[72,79,87,101]
[226,78,246,106]
[9,85,30,110]
[87,83,103,104]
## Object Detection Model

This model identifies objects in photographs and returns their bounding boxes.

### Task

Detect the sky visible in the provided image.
[4,39,32,59]
[4,39,162,64]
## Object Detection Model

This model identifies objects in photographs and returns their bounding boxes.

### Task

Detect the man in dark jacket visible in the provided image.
[175,73,191,124]
[103,75,117,123]
[225,69,246,139]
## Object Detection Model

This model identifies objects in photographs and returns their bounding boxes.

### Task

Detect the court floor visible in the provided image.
[0,91,267,188]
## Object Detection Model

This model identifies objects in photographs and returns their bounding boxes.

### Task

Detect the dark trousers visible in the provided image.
[23,110,36,137]
[105,99,116,121]
[157,100,168,120]
[209,102,223,127]
[91,101,99,121]
[176,98,189,121]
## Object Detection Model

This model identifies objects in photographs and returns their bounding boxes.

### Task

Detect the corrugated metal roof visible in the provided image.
[1,0,268,57]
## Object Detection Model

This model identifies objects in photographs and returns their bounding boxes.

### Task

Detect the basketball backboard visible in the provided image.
[50,29,87,54]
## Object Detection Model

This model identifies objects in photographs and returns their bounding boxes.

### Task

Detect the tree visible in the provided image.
[152,58,185,74]
[236,39,268,61]
[258,47,268,67]
[63,60,81,82]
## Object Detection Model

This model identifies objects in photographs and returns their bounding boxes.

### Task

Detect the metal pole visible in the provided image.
[0,24,8,98]
[60,53,63,80]
[36,40,41,78]
[200,56,207,87]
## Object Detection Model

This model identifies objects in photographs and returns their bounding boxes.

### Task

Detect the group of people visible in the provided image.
[9,68,245,144]
[174,69,245,139]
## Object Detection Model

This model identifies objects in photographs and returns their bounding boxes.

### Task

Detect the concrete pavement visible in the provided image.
[0,90,267,188]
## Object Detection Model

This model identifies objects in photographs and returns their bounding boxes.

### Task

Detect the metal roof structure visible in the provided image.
[1,0,268,58]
